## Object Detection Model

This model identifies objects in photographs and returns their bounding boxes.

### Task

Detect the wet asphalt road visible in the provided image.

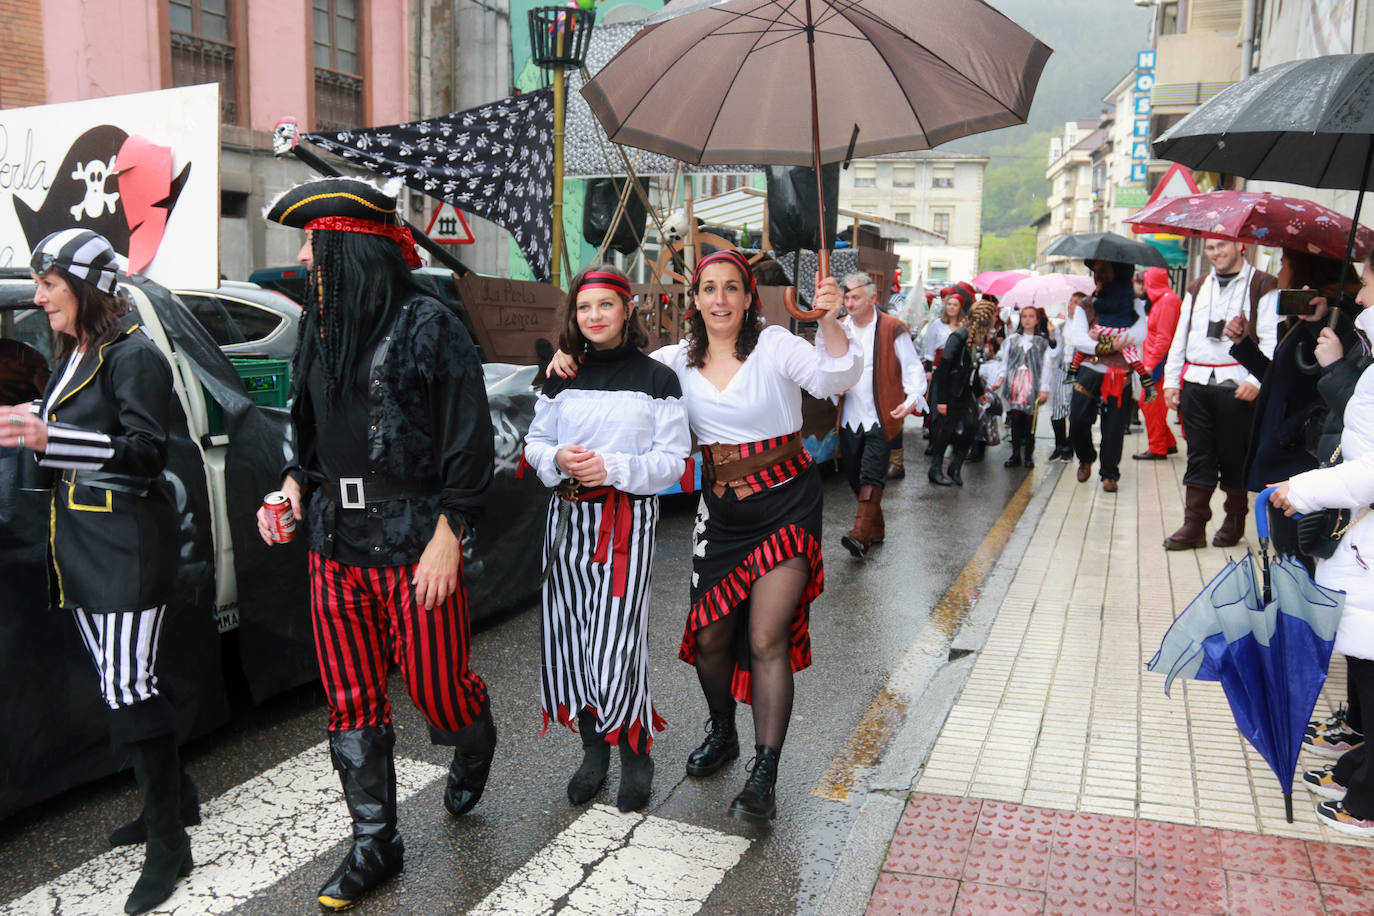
[0,432,1037,915]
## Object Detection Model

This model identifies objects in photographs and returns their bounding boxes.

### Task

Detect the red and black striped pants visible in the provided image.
[309,551,488,733]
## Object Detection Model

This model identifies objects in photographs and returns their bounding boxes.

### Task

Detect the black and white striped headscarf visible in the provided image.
[29,229,121,295]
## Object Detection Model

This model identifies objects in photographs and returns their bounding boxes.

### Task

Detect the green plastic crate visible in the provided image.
[204,358,291,435]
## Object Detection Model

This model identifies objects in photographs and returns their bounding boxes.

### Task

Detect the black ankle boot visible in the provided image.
[109,769,201,847]
[439,705,498,817]
[686,709,739,777]
[317,727,404,911]
[123,734,194,914]
[927,452,953,486]
[617,734,654,812]
[728,746,780,821]
[1003,450,1022,468]
[568,709,610,804]
[946,458,965,486]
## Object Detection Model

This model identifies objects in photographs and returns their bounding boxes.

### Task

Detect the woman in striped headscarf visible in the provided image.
[1,229,191,915]
[523,264,691,812]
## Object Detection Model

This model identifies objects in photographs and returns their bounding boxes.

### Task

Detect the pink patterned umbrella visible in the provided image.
[973,270,1033,297]
[1125,190,1374,262]
[999,273,1095,318]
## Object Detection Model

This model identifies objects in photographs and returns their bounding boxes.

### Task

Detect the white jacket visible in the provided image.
[1287,307,1374,659]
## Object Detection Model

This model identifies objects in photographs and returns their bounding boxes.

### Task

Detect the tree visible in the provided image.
[980,227,1037,271]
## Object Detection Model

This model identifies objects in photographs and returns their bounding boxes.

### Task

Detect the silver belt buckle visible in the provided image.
[339,477,365,509]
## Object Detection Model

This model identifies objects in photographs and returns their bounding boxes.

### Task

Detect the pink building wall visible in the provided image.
[43,0,163,104]
[243,0,311,133]
[368,1,410,127]
[39,0,409,131]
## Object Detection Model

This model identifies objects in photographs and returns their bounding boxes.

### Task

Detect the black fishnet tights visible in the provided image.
[692,556,810,750]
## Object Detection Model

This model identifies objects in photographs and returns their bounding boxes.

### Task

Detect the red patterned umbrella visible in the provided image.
[1125,190,1374,262]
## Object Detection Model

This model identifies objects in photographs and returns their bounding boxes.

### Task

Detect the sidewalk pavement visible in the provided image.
[866,425,1374,915]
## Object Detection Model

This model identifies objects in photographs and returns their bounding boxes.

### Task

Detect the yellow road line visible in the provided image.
[812,469,1043,801]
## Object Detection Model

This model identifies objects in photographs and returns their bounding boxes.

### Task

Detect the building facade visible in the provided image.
[1039,119,1102,272]
[0,0,414,280]
[838,152,988,287]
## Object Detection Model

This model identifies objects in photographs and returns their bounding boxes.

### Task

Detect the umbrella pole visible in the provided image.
[804,0,829,283]
[1285,793,1294,823]
[1332,137,1372,312]
[1298,139,1370,373]
[1314,135,1373,358]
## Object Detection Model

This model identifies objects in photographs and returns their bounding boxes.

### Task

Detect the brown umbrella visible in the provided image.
[581,0,1051,315]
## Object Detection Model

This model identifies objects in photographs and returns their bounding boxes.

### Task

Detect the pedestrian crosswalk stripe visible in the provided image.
[0,742,446,916]
[470,804,751,915]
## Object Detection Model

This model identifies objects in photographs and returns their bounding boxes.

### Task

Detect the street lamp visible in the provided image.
[528,5,597,288]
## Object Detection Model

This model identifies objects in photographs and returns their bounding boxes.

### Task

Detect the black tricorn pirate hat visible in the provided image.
[263,176,403,229]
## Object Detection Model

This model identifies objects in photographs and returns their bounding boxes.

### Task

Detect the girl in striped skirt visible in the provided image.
[523,264,691,812]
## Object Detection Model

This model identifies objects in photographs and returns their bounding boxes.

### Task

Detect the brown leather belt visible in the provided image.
[701,435,805,499]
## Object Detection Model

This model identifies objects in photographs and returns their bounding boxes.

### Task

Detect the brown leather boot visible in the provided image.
[886,449,905,480]
[1164,484,1213,550]
[841,486,880,558]
[1211,487,1249,547]
[870,486,886,544]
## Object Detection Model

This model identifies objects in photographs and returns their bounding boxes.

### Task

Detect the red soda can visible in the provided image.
[263,491,297,543]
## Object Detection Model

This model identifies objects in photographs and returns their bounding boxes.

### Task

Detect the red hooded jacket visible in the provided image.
[1141,267,1182,370]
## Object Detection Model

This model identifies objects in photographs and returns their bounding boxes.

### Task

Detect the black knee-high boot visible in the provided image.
[435,705,498,817]
[317,726,403,911]
[109,769,201,847]
[617,731,654,812]
[123,733,193,914]
[568,708,610,804]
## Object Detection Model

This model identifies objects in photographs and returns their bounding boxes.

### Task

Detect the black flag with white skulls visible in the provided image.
[304,88,554,281]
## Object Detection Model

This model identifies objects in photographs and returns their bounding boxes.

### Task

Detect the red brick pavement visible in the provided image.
[866,792,1374,915]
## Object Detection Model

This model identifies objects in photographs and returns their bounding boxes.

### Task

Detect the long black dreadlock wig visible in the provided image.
[291,229,428,418]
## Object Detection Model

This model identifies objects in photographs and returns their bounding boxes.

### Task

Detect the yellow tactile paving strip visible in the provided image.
[915,425,1374,847]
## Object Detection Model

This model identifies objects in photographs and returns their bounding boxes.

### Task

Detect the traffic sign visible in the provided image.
[1144,162,1201,207]
[425,201,476,244]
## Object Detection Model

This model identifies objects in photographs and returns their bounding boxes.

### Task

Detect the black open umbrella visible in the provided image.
[1152,54,1374,190]
[1044,231,1168,268]
[1152,53,1374,367]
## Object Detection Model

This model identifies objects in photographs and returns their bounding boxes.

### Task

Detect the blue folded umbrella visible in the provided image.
[1148,488,1345,821]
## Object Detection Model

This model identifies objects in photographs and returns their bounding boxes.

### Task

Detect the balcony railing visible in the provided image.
[315,68,363,132]
[1152,81,1235,107]
[170,31,237,123]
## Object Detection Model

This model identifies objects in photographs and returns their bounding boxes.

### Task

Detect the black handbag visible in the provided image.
[1294,444,1354,560]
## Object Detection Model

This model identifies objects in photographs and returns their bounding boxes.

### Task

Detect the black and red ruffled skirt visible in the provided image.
[680,462,824,704]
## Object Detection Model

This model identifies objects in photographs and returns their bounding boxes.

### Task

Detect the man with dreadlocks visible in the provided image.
[257,177,496,911]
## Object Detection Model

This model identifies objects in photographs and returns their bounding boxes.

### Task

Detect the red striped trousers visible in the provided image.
[309,551,488,733]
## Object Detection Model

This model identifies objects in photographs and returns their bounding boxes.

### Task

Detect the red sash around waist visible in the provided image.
[557,483,635,598]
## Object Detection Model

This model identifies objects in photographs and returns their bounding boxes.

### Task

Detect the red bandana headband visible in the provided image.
[306,215,423,269]
[576,270,632,300]
[691,249,758,302]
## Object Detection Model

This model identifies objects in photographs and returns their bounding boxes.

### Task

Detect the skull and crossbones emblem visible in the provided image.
[69,157,120,221]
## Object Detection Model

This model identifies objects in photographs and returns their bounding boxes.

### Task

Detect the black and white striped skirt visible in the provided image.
[540,491,665,752]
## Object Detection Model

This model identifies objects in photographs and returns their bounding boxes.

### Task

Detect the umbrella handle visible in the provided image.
[783,285,819,320]
[1255,486,1304,541]
[782,247,831,321]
